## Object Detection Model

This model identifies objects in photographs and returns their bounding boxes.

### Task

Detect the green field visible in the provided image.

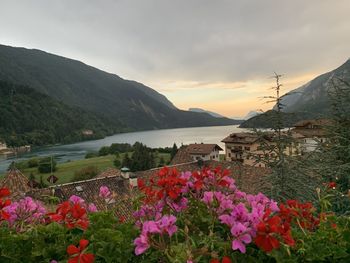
[1,153,171,186]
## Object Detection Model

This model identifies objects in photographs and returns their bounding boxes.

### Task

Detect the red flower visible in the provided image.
[255,215,282,252]
[328,182,336,189]
[210,257,231,263]
[67,239,95,263]
[0,188,10,198]
[0,188,11,221]
[48,201,89,230]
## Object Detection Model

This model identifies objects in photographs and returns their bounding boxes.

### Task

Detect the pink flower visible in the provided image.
[88,203,97,213]
[202,191,214,204]
[69,195,84,204]
[99,186,111,199]
[142,221,161,234]
[134,234,150,255]
[231,223,252,253]
[157,215,177,236]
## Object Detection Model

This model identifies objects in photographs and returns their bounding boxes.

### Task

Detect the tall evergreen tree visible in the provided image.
[170,143,178,160]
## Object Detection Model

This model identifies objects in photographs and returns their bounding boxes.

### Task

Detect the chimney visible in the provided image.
[121,167,130,179]
[129,173,138,187]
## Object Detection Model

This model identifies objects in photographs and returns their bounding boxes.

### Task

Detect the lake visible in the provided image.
[0,125,247,173]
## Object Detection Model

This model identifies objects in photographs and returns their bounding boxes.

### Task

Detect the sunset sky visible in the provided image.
[1,0,349,118]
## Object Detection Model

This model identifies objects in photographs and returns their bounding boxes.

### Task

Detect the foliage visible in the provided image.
[38,157,57,174]
[0,81,118,147]
[170,143,178,160]
[85,152,98,159]
[73,166,99,181]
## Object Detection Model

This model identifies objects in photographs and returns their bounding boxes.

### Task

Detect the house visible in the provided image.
[291,119,332,153]
[0,142,7,151]
[186,143,223,161]
[221,132,267,166]
[82,129,94,136]
[221,132,300,167]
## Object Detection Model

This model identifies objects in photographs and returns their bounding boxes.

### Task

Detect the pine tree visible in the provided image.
[255,73,319,202]
[170,143,178,160]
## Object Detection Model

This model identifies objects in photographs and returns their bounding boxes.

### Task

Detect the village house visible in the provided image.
[221,132,268,166]
[186,143,223,161]
[221,132,302,167]
[82,129,94,136]
[291,119,331,153]
[0,141,7,151]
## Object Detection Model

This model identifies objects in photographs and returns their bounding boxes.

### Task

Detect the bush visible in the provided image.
[98,146,110,156]
[85,152,98,159]
[27,158,39,168]
[37,157,56,173]
[73,166,98,181]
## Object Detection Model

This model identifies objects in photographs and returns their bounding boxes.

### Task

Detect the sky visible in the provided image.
[0,0,349,118]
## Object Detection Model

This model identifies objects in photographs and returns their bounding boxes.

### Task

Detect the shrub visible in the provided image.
[98,146,110,156]
[85,152,98,159]
[73,166,98,181]
[37,157,56,173]
[27,158,39,168]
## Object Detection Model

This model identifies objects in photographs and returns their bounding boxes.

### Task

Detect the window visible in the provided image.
[244,147,250,151]
[228,153,231,157]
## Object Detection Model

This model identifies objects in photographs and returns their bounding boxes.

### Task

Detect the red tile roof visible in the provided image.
[186,143,223,155]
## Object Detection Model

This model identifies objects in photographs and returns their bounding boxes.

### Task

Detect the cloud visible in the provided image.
[0,0,349,115]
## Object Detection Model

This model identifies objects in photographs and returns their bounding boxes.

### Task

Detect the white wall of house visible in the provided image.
[0,142,7,151]
[190,149,220,161]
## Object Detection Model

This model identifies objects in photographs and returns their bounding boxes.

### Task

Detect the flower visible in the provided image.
[134,234,150,255]
[231,223,252,253]
[328,182,336,189]
[99,186,111,199]
[87,203,97,213]
[157,215,177,236]
[69,195,85,204]
[67,239,94,263]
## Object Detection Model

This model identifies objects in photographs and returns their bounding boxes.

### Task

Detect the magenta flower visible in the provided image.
[134,234,150,255]
[88,203,97,212]
[142,221,161,234]
[99,186,111,198]
[157,215,177,236]
[69,195,84,204]
[231,223,252,253]
[202,191,214,205]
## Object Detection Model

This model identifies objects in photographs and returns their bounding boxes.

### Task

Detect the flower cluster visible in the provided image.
[3,197,46,231]
[67,239,95,263]
[133,166,280,256]
[48,199,89,230]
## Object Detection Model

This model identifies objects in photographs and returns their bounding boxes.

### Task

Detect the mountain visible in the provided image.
[243,111,260,120]
[0,44,238,137]
[277,59,350,114]
[188,108,226,118]
[0,81,119,146]
[240,59,350,128]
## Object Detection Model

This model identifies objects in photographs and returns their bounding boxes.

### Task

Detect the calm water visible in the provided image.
[0,125,247,173]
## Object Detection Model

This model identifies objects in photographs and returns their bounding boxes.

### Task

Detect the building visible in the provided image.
[221,132,301,166]
[0,142,7,151]
[82,129,94,136]
[292,119,331,153]
[186,143,223,161]
[221,132,268,166]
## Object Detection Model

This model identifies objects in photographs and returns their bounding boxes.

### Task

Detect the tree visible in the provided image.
[170,143,178,160]
[98,146,110,156]
[121,153,132,168]
[314,77,350,213]
[159,156,165,167]
[114,156,122,168]
[38,156,57,173]
[254,73,319,202]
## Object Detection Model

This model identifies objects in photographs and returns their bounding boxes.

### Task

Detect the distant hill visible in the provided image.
[243,111,260,120]
[0,81,119,146]
[189,108,225,118]
[240,59,350,128]
[0,44,238,139]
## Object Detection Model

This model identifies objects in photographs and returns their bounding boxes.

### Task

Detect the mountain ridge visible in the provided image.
[0,44,239,136]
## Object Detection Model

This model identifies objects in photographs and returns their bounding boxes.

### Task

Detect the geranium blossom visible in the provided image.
[67,239,95,263]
